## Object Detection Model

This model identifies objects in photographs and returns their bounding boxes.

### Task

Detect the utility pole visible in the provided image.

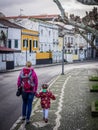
[25,39,27,62]
[61,34,65,75]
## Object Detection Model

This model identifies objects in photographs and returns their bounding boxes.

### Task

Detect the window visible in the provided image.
[41,29,43,36]
[71,50,73,53]
[65,37,66,43]
[49,30,51,37]
[23,39,28,48]
[71,37,73,44]
[2,54,6,61]
[14,39,18,48]
[40,44,43,52]
[8,39,11,48]
[95,38,98,46]
[68,37,70,43]
[33,40,38,48]
[23,40,25,47]
[75,49,77,54]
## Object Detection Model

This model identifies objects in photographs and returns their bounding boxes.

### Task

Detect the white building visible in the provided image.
[0,19,17,71]
[8,28,21,50]
[10,18,39,31]
[9,18,61,63]
[0,18,22,50]
[75,33,87,60]
[39,21,59,52]
[10,18,59,53]
[63,25,88,61]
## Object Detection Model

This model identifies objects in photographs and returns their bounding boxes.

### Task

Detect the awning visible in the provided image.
[0,46,15,52]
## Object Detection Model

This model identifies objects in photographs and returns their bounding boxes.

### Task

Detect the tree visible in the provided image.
[0,30,7,47]
[53,0,98,50]
[77,0,98,5]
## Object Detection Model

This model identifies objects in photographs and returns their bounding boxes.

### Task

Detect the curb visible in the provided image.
[0,63,62,73]
[1,59,98,73]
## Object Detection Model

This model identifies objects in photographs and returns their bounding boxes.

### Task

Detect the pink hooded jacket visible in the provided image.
[17,67,38,93]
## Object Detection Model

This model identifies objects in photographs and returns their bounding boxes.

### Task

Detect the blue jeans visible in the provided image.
[22,92,35,120]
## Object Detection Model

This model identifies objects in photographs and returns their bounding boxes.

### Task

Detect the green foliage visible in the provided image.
[96,107,98,110]
[92,84,98,90]
[89,76,98,81]
[95,101,98,111]
[95,100,98,106]
[65,52,72,54]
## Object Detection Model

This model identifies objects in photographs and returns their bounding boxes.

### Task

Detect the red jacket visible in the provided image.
[36,90,56,109]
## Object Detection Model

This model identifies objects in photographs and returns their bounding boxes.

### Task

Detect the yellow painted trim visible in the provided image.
[22,29,38,35]
[36,52,52,59]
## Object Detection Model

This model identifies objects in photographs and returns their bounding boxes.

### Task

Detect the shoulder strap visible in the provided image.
[20,69,32,79]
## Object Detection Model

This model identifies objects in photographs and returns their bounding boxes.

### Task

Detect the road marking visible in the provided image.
[53,76,71,130]
[49,75,60,87]
[32,121,49,127]
[18,123,26,130]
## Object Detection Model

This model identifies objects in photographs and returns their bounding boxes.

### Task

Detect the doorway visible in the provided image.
[29,40,32,53]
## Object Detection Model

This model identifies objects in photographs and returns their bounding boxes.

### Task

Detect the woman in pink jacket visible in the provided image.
[17,61,38,124]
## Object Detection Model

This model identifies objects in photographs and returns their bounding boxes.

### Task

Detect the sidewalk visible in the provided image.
[10,67,98,130]
[1,59,98,73]
[0,63,62,73]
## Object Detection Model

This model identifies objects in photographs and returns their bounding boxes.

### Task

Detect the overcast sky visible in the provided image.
[0,0,97,18]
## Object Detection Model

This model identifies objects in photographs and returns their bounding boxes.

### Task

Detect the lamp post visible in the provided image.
[25,39,27,62]
[52,17,65,75]
[61,34,65,75]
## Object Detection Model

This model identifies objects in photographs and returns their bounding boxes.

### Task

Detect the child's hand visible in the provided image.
[35,92,38,97]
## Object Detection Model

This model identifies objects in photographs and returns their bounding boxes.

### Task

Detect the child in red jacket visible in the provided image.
[36,83,56,123]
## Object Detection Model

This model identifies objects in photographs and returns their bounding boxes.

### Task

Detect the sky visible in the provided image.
[0,0,97,18]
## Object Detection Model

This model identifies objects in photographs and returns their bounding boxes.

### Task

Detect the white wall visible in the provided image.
[39,22,59,52]
[8,28,21,50]
[0,53,14,71]
[65,54,73,63]
[0,54,6,70]
[52,51,62,63]
[14,52,36,66]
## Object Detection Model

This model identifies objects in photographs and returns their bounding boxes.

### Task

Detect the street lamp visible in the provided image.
[61,34,65,75]
[59,29,65,75]
[52,17,65,74]
[25,39,27,62]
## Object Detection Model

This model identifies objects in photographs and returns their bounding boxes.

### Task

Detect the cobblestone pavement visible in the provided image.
[11,68,98,130]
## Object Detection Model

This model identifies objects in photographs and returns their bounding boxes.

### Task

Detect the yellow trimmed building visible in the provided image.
[36,52,52,64]
[21,29,39,52]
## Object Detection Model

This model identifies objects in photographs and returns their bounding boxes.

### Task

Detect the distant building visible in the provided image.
[6,14,60,21]
[0,18,39,69]
[0,18,23,50]
[7,16,62,63]
[0,18,23,71]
